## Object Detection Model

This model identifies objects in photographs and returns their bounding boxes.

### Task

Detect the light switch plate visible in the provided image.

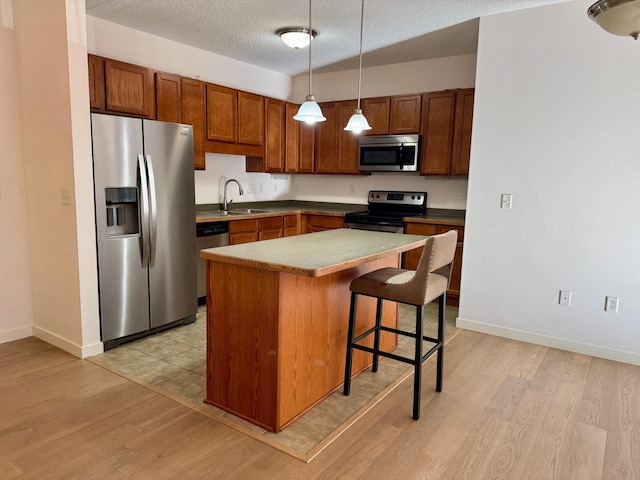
[500,193,512,209]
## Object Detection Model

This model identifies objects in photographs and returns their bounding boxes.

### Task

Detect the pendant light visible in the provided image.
[293,0,326,123]
[588,0,640,39]
[344,0,371,133]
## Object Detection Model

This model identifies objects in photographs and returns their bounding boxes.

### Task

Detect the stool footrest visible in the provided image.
[351,341,443,367]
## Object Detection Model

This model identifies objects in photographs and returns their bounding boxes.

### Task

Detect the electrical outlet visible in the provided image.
[349,184,355,195]
[605,296,619,313]
[558,290,572,306]
[295,183,300,193]
[500,193,512,209]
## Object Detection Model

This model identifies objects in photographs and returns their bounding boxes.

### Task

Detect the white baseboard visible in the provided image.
[456,317,640,367]
[33,326,104,358]
[0,325,34,344]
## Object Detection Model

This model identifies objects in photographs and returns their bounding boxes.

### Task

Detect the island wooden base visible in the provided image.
[206,255,399,432]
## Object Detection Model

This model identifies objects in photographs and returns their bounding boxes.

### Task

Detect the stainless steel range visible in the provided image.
[344,190,427,233]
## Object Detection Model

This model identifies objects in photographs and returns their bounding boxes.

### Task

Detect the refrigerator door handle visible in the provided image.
[145,154,158,268]
[138,154,150,268]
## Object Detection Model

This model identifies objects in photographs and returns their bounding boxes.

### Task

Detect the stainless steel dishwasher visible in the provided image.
[196,221,229,305]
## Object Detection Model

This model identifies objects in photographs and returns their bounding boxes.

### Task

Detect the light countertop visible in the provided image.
[200,228,428,277]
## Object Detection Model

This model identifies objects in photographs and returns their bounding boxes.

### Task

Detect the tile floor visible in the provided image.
[93,302,459,454]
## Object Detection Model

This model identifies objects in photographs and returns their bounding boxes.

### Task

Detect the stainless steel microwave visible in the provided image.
[358,134,420,172]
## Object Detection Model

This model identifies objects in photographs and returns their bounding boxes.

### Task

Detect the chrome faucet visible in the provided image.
[223,179,244,211]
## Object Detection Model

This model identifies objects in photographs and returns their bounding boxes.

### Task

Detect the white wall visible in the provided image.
[87,18,474,210]
[459,0,640,365]
[0,1,33,343]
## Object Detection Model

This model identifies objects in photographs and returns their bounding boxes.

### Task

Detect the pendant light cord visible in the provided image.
[357,0,365,110]
[308,0,313,96]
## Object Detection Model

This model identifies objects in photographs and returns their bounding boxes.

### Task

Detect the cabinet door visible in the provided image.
[283,214,299,236]
[298,122,315,173]
[314,103,338,173]
[403,223,438,270]
[207,84,238,143]
[104,59,155,118]
[229,219,258,245]
[156,72,182,123]
[362,97,390,135]
[238,92,264,146]
[390,95,421,134]
[88,54,105,111]
[285,103,300,173]
[303,214,343,233]
[337,100,360,174]
[451,89,474,176]
[420,91,456,175]
[264,98,285,173]
[181,78,207,170]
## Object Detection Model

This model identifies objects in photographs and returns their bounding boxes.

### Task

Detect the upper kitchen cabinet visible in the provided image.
[451,88,474,176]
[284,102,300,173]
[420,89,474,176]
[314,102,339,174]
[206,84,264,157]
[298,121,315,174]
[263,98,285,173]
[155,72,182,123]
[313,100,360,174]
[88,54,105,111]
[361,97,390,135]
[389,95,422,134]
[103,58,156,118]
[181,78,207,170]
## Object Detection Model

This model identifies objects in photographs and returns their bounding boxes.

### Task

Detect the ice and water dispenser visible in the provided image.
[105,187,139,237]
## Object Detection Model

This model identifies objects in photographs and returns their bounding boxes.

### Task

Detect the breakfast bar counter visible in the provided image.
[200,229,428,432]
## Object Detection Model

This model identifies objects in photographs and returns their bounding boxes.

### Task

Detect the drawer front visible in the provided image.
[259,216,283,230]
[229,219,258,234]
[230,232,258,245]
[306,215,343,231]
[259,229,283,241]
[283,214,297,228]
[436,225,464,242]
[404,223,437,236]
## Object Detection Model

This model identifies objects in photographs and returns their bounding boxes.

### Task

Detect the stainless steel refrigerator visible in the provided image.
[91,113,197,348]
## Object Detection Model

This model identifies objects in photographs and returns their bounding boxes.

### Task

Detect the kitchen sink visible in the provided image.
[198,208,272,216]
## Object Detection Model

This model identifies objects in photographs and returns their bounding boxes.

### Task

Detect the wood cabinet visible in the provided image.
[229,214,300,244]
[451,88,474,176]
[362,97,390,135]
[420,89,474,176]
[314,103,339,174]
[155,72,182,123]
[104,58,155,118]
[181,78,207,170]
[298,122,315,173]
[284,103,300,173]
[390,95,422,134]
[88,55,155,119]
[302,214,343,233]
[314,100,359,174]
[206,84,264,156]
[404,222,464,306]
[88,54,105,111]
[264,98,285,173]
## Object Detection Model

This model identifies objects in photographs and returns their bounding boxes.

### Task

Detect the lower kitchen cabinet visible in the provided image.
[302,214,344,233]
[404,222,464,306]
[258,216,284,241]
[229,219,259,245]
[229,214,300,244]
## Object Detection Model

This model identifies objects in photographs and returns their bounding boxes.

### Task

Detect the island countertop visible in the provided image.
[200,228,428,277]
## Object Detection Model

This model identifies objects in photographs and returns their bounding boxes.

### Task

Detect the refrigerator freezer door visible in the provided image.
[142,120,197,329]
[92,114,151,342]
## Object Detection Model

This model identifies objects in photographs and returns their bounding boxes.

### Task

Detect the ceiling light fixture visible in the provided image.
[588,0,640,39]
[276,27,317,49]
[344,0,371,133]
[293,0,326,124]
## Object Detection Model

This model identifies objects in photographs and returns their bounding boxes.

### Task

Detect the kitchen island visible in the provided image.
[200,228,428,432]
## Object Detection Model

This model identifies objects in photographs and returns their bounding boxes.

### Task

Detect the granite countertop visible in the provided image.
[200,228,428,277]
[196,201,465,226]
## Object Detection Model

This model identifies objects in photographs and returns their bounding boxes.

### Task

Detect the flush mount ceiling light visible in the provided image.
[293,0,326,124]
[276,27,317,49]
[344,0,371,133]
[588,0,640,39]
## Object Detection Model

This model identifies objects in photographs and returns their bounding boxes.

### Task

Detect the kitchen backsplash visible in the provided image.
[194,152,468,209]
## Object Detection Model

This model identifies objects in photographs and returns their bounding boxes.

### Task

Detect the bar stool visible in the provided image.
[343,230,458,420]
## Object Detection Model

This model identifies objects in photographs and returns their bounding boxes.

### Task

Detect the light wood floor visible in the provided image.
[1,330,639,479]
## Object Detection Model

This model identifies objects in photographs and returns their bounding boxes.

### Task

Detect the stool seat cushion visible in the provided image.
[350,267,448,306]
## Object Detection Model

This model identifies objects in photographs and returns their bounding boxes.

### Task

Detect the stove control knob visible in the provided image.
[416,195,421,201]
[411,195,416,200]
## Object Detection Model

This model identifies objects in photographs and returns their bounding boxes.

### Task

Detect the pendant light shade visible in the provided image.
[294,0,326,123]
[344,0,371,133]
[588,0,640,39]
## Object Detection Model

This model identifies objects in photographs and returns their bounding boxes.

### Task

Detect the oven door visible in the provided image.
[344,221,404,234]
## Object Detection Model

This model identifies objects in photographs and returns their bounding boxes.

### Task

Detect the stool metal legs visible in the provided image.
[372,298,383,372]
[343,292,358,396]
[413,305,424,419]
[436,294,445,392]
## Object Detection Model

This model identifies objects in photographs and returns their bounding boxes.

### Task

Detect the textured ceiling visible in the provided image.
[85,0,570,76]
